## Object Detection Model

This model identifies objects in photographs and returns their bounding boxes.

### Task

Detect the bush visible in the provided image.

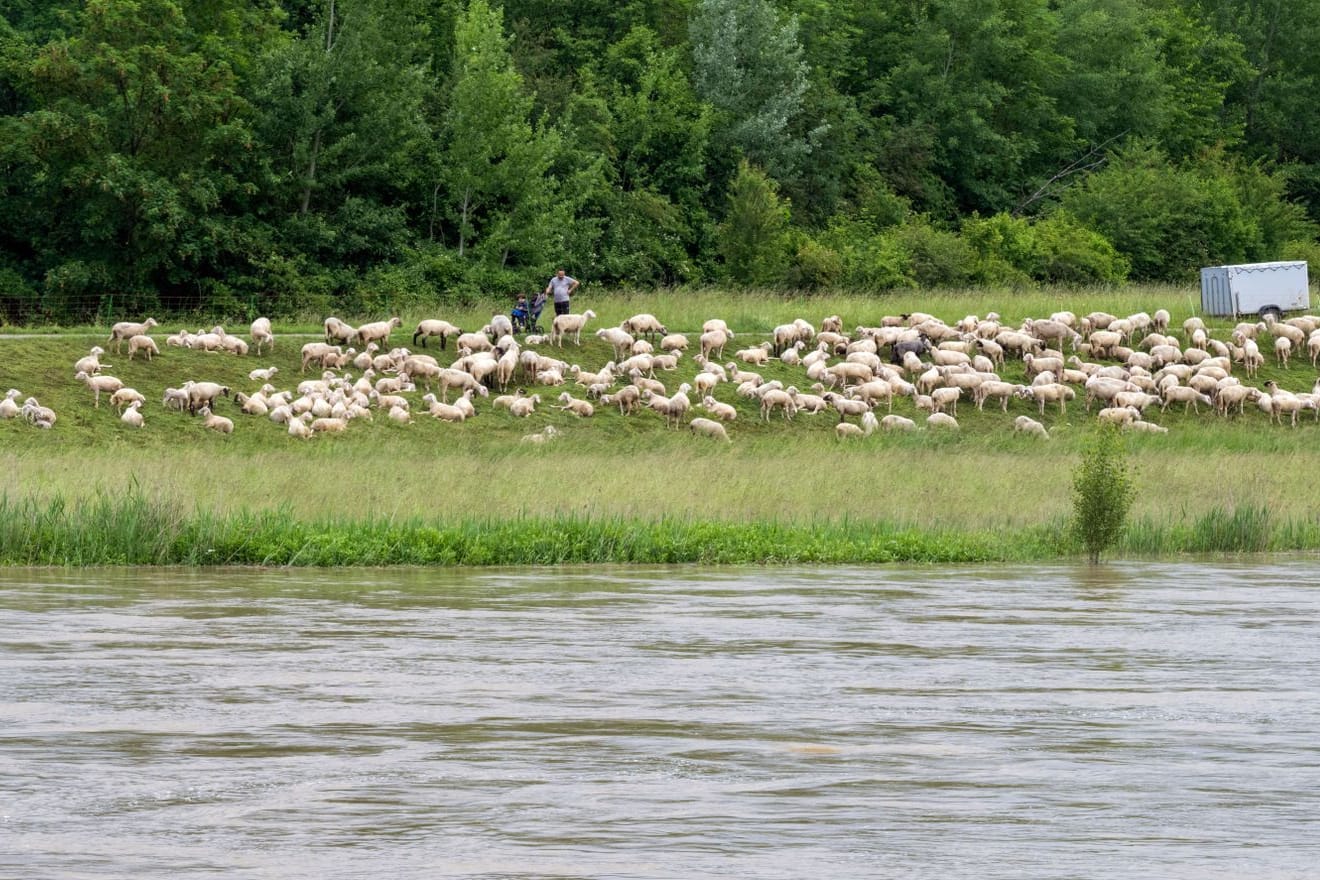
[1032,211,1130,285]
[890,218,976,287]
[1070,426,1136,564]
[820,218,914,290]
[784,232,843,290]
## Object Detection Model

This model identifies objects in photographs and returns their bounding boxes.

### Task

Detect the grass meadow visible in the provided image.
[4,284,1320,564]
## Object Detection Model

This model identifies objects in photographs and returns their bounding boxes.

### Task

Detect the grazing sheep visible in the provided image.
[414,319,461,349]
[197,405,234,434]
[120,400,145,428]
[602,385,642,415]
[126,334,160,361]
[1276,336,1293,367]
[108,387,146,412]
[550,309,597,346]
[108,318,159,353]
[1160,385,1212,414]
[356,317,402,348]
[621,313,667,340]
[1012,415,1048,438]
[689,417,732,442]
[597,326,636,359]
[185,381,230,414]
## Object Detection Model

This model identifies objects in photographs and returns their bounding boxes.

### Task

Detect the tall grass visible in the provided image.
[0,491,1064,566]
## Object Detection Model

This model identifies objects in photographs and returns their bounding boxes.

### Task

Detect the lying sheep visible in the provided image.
[0,388,20,419]
[880,414,916,432]
[555,392,595,417]
[21,397,57,428]
[197,405,234,434]
[120,400,145,428]
[521,425,562,445]
[689,417,731,442]
[74,346,109,376]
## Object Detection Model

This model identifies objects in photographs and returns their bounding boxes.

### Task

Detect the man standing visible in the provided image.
[545,268,580,317]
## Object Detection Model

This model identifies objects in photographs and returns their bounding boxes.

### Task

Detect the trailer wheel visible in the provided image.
[1259,306,1283,322]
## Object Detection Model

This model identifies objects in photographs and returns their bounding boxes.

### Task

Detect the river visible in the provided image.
[2,563,1318,879]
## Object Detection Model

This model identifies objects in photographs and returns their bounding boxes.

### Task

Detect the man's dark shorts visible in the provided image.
[555,300,571,316]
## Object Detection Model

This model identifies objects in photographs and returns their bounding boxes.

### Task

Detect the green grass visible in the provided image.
[5,285,1320,564]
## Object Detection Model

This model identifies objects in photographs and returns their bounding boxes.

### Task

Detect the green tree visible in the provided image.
[690,0,818,182]
[717,160,790,285]
[436,0,562,274]
[4,0,263,314]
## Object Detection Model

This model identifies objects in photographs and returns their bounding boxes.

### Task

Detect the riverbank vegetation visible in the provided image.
[3,0,1320,324]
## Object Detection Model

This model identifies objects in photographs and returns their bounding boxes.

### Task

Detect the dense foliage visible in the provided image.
[2,0,1318,321]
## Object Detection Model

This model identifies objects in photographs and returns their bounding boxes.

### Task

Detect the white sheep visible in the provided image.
[21,397,57,428]
[550,309,597,346]
[555,392,595,417]
[122,335,158,362]
[120,400,145,428]
[509,394,541,417]
[197,405,234,434]
[249,317,274,354]
[660,333,689,352]
[520,425,562,444]
[689,417,731,442]
[0,388,20,419]
[1012,415,1048,438]
[880,414,916,432]
[926,412,959,430]
[73,346,109,376]
[287,413,314,439]
[700,396,736,421]
[310,416,348,434]
[185,381,231,414]
[413,319,461,349]
[108,387,146,412]
[249,366,279,382]
[75,371,124,408]
[108,318,158,353]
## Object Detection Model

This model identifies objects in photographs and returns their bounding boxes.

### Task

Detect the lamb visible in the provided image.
[521,425,562,444]
[0,389,20,419]
[689,417,732,442]
[108,387,146,412]
[120,400,145,428]
[126,334,160,361]
[108,318,159,353]
[74,346,109,376]
[162,386,190,412]
[249,366,279,382]
[836,411,879,439]
[197,405,234,434]
[550,309,597,346]
[1013,415,1049,438]
[250,317,274,355]
[555,392,595,417]
[75,371,124,408]
[602,385,641,415]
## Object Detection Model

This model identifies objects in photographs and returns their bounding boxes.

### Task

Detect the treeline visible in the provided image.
[1,0,1319,322]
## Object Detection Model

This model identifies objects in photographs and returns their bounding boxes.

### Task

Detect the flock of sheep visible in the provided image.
[6,302,1320,441]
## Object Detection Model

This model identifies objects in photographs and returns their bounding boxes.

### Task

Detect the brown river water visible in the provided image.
[2,563,1318,879]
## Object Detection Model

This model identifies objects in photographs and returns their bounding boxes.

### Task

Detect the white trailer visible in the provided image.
[1200,260,1309,320]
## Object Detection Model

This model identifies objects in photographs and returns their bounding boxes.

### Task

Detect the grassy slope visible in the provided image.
[3,286,1319,547]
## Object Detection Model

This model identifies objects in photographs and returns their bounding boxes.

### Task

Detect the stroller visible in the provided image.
[511,292,545,335]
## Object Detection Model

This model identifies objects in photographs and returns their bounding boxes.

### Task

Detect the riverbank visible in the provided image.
[5,286,1320,564]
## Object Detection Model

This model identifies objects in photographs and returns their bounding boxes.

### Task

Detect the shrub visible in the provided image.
[1070,425,1136,564]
